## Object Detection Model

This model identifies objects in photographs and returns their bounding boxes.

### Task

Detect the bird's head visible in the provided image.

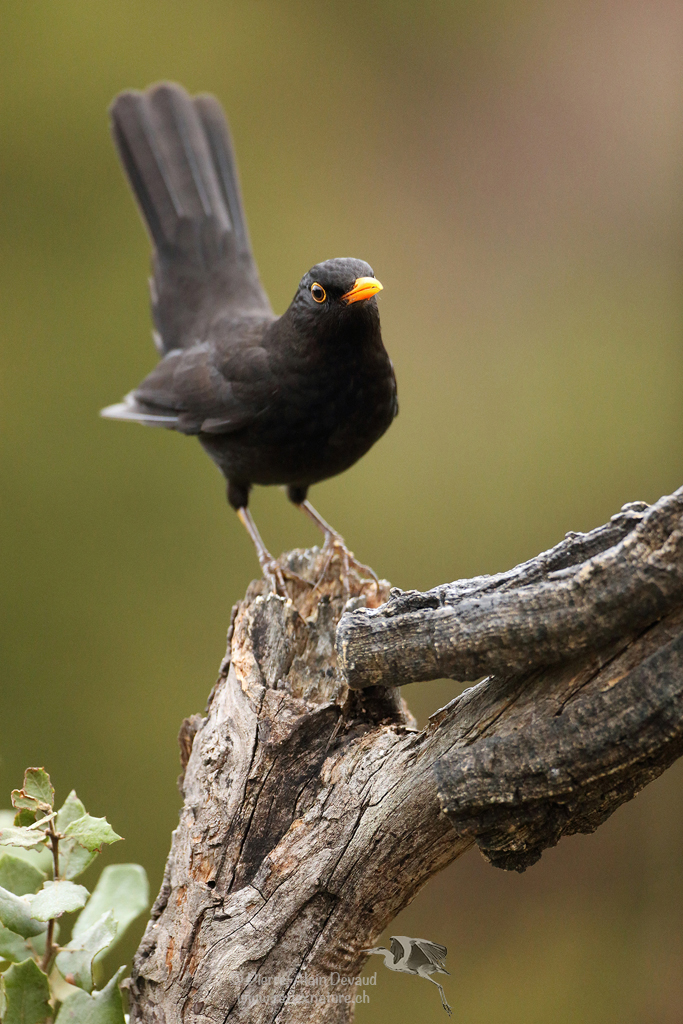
[287,257,383,339]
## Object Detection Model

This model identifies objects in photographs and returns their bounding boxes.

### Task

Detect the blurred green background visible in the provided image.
[1,0,682,1020]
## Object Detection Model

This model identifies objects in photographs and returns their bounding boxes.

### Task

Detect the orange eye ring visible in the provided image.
[310,283,326,303]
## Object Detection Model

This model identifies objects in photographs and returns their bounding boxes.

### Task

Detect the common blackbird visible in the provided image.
[101,83,397,591]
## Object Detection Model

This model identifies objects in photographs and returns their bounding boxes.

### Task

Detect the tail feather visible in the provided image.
[194,93,251,253]
[110,82,271,352]
[100,397,178,427]
[113,85,231,249]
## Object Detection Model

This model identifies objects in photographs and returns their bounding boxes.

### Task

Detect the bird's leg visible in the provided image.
[419,972,452,1017]
[432,980,452,1017]
[236,507,288,596]
[289,491,379,593]
[230,482,311,595]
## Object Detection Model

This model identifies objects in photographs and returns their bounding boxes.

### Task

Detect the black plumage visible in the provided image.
[102,83,397,590]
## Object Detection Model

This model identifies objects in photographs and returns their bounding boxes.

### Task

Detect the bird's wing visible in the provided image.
[388,937,406,965]
[102,333,275,436]
[411,940,449,974]
[391,936,419,967]
[111,82,272,355]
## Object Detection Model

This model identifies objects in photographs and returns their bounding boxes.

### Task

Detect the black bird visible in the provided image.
[101,83,397,592]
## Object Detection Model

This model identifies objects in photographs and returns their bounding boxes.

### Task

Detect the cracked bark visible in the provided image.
[129,487,683,1023]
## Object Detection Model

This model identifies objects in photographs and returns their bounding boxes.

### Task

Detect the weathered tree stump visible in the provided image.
[129,487,683,1023]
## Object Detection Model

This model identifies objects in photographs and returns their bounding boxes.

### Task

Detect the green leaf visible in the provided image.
[0,958,51,1024]
[0,827,49,851]
[59,842,97,883]
[0,816,52,877]
[10,796,41,814]
[55,792,87,833]
[73,865,148,954]
[48,967,80,1007]
[0,886,46,938]
[20,772,54,810]
[56,793,98,880]
[56,912,117,992]
[62,816,122,854]
[0,849,53,878]
[28,881,89,921]
[54,966,126,1024]
[11,771,54,815]
[0,924,31,963]
[0,856,47,896]
[13,810,37,828]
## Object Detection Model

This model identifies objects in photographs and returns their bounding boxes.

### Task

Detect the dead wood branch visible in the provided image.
[129,488,683,1024]
[337,489,683,688]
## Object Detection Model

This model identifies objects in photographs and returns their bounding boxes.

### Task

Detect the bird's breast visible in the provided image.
[201,336,397,488]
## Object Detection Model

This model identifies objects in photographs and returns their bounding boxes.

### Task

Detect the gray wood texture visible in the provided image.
[337,490,683,687]
[129,489,683,1023]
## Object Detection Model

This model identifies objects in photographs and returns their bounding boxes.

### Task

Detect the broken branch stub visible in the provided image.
[336,489,683,689]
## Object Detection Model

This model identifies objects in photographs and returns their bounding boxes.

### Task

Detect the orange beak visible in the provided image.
[341,276,383,305]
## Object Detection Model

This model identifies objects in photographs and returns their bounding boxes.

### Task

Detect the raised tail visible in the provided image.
[111,82,271,353]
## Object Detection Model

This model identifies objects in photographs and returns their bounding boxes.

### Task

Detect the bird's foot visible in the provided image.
[294,500,379,597]
[258,556,288,597]
[237,506,312,597]
[259,557,313,598]
[314,531,380,596]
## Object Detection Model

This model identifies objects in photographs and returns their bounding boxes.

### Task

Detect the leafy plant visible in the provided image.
[0,769,148,1023]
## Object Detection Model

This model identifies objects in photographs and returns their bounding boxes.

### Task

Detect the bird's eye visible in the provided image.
[310,283,326,303]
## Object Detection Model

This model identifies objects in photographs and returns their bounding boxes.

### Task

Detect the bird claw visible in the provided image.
[260,558,313,598]
[314,532,379,596]
[260,558,288,597]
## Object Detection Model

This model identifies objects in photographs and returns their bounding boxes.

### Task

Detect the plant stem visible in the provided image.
[48,829,59,879]
[41,919,54,973]
[41,825,60,973]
